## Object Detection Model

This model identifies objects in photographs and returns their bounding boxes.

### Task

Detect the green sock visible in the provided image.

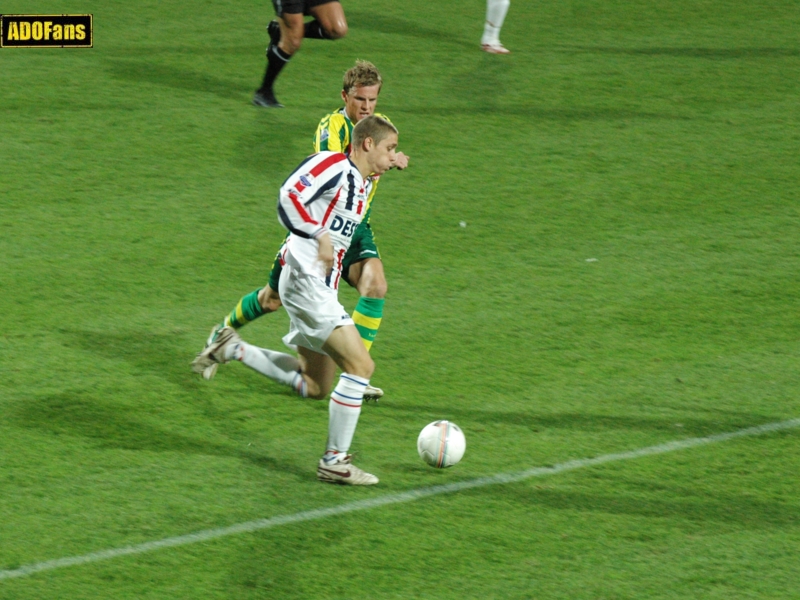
[352,297,384,351]
[223,289,266,329]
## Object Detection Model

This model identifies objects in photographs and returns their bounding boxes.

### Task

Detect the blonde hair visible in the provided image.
[352,115,398,147]
[342,60,383,95]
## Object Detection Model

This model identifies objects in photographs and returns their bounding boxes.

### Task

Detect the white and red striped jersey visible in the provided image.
[277,151,371,288]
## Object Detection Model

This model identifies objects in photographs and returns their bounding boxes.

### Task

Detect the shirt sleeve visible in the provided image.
[277,153,347,239]
[313,114,331,152]
[314,113,349,153]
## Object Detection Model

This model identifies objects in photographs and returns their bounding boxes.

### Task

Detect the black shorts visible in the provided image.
[272,0,339,17]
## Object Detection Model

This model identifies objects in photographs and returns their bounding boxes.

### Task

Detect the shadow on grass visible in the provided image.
[233,118,317,174]
[57,328,316,414]
[57,327,309,415]
[567,46,800,59]
[59,327,223,395]
[105,59,248,102]
[392,104,694,120]
[386,46,693,121]
[104,45,254,58]
[387,403,782,438]
[11,390,312,480]
[504,487,800,529]
[49,328,314,479]
[347,11,474,50]
[447,54,512,115]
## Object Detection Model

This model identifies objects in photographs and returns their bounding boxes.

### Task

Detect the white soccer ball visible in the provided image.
[417,420,466,468]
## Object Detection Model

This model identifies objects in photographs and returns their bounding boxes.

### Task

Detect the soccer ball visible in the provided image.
[417,420,466,468]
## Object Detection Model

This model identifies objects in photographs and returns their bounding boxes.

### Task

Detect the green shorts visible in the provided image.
[341,222,380,287]
[268,222,380,290]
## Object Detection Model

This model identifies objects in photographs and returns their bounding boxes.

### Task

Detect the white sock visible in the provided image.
[226,341,307,397]
[326,373,368,454]
[482,0,510,45]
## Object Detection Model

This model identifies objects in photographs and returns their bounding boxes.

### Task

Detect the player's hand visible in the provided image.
[316,232,334,272]
[392,152,410,170]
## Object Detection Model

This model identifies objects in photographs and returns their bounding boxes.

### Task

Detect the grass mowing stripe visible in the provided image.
[2,418,797,582]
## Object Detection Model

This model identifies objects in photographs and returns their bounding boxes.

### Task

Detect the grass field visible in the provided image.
[2,0,800,598]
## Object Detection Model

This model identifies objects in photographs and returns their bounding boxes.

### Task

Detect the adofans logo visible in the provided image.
[1,15,93,48]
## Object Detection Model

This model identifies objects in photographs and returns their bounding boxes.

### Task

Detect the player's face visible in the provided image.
[342,84,381,123]
[368,133,398,176]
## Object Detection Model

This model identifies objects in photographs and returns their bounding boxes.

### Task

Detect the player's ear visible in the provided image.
[341,89,348,103]
[363,136,374,151]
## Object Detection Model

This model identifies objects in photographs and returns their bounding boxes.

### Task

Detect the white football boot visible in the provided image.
[197,324,223,380]
[191,326,241,376]
[363,384,384,402]
[317,454,379,485]
[481,42,510,54]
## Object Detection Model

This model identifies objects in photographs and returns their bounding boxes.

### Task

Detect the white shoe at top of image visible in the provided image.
[482,42,510,54]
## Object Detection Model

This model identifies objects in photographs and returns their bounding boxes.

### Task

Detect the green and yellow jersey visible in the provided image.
[313,108,392,223]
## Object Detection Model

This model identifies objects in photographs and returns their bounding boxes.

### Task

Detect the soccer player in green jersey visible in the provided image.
[196,60,409,401]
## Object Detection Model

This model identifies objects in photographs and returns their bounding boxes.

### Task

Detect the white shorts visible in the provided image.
[278,263,354,354]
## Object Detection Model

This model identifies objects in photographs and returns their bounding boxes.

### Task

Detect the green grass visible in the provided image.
[1,0,799,598]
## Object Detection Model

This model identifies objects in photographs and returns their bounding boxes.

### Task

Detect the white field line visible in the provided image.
[2,417,798,581]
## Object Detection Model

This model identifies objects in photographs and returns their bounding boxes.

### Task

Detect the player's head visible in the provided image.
[343,60,382,95]
[352,115,398,176]
[353,115,397,149]
[341,60,383,123]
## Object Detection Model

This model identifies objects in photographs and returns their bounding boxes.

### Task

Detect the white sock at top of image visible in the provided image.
[482,0,510,44]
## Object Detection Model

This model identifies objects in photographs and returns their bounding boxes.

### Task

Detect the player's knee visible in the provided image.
[281,38,302,54]
[308,387,329,400]
[280,30,303,53]
[358,275,387,298]
[325,20,347,39]
[351,355,375,381]
[305,379,331,400]
[357,263,387,298]
[258,286,282,312]
[263,297,282,311]
[365,357,375,380]
[362,280,387,299]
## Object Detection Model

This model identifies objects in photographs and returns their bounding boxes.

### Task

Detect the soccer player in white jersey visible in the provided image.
[482,0,511,54]
[193,116,398,485]
[201,62,408,402]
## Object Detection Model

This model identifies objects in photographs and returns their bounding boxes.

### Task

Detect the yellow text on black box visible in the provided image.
[1,15,93,48]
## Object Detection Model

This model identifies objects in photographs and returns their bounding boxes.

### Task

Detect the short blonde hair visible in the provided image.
[342,60,383,95]
[352,115,398,147]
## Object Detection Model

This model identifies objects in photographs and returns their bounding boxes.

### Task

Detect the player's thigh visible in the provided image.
[323,325,374,379]
[298,346,337,398]
[353,257,387,298]
[308,1,347,38]
[342,223,380,288]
